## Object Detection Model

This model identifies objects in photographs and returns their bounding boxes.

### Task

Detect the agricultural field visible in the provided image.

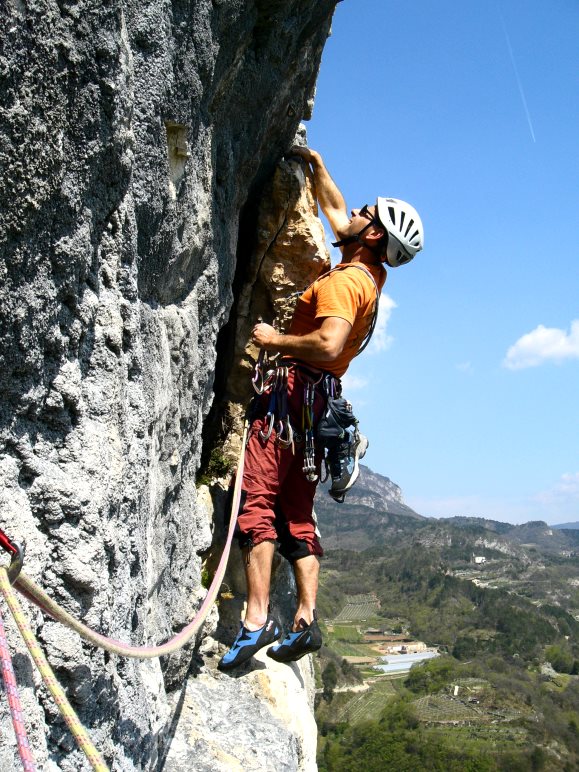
[322,620,382,658]
[333,594,380,622]
[334,678,398,723]
[412,694,487,723]
[317,535,579,769]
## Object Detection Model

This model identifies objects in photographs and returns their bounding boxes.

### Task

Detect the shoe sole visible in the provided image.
[267,642,321,663]
[266,624,323,663]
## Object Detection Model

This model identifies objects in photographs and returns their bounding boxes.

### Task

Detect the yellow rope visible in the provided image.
[0,419,250,767]
[0,568,109,772]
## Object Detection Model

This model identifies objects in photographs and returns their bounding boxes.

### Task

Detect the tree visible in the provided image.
[322,661,338,701]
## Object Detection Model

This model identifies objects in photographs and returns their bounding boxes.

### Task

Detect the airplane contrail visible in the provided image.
[498,7,536,143]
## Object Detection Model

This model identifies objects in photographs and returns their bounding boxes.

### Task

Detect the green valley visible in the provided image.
[312,466,579,770]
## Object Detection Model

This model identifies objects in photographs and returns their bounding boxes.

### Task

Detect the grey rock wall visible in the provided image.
[0,1,336,769]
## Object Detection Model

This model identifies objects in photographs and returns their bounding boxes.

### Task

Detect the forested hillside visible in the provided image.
[314,467,579,770]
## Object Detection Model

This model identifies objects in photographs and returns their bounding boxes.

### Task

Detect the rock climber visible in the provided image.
[218,146,424,670]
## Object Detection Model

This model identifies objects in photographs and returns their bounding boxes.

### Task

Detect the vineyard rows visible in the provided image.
[333,679,397,724]
[334,601,380,621]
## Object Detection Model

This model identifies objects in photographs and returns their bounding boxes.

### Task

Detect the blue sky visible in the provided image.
[306,0,579,524]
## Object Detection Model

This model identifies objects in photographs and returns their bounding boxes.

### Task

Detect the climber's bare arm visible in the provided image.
[251,317,351,362]
[289,146,350,240]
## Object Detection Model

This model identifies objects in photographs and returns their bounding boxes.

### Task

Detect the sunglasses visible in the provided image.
[359,204,375,221]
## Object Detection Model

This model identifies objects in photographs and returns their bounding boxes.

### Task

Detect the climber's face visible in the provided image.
[338,204,383,241]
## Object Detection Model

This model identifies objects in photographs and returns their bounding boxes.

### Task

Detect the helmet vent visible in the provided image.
[405,219,415,237]
[388,206,396,223]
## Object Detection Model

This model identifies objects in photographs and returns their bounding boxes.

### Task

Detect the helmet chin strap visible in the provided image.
[332,221,385,259]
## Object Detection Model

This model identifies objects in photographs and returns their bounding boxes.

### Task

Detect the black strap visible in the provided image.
[283,264,381,359]
[337,264,380,357]
[331,220,377,251]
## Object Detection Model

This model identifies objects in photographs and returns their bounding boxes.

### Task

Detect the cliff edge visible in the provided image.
[0,1,336,769]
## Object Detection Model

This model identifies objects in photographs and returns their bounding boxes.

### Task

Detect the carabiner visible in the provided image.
[0,527,24,584]
[276,417,294,450]
[7,542,24,584]
[252,350,267,394]
[259,411,276,441]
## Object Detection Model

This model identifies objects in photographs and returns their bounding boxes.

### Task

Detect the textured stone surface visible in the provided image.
[161,655,318,772]
[213,151,331,465]
[0,1,336,768]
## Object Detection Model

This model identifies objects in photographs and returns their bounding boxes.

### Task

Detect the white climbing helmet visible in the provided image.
[375,197,424,267]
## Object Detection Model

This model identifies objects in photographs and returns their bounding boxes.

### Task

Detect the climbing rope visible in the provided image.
[6,420,249,659]
[0,568,108,771]
[0,418,249,769]
[0,602,37,771]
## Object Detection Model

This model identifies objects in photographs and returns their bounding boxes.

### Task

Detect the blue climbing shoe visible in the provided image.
[266,612,322,663]
[218,614,282,671]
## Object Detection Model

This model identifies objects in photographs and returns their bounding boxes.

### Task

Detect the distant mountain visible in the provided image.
[315,465,579,556]
[441,516,579,554]
[314,465,424,550]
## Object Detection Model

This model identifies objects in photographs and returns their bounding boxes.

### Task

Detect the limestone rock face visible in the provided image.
[215,153,330,463]
[0,1,336,769]
[161,654,318,772]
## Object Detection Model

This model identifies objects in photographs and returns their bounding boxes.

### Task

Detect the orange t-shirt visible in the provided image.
[287,262,386,377]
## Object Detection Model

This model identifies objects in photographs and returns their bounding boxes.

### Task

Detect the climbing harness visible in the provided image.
[252,350,328,480]
[0,417,250,768]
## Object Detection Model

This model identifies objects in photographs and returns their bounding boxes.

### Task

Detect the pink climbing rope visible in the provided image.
[10,420,249,659]
[0,603,37,771]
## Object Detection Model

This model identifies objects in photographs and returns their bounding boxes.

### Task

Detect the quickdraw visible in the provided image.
[254,355,329,480]
[259,387,277,441]
[302,381,318,482]
[257,363,294,451]
[275,374,294,450]
[251,349,270,394]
